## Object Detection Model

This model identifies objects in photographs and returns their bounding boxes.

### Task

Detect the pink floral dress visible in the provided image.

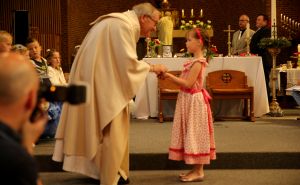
[169,58,216,164]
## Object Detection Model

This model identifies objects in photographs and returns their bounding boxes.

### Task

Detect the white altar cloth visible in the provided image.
[134,56,269,119]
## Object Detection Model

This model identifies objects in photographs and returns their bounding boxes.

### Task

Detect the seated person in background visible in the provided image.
[0,30,12,57]
[11,44,30,59]
[41,49,67,138]
[0,53,47,185]
[26,39,60,139]
[231,14,255,55]
[291,80,300,106]
[26,37,51,87]
[46,49,67,86]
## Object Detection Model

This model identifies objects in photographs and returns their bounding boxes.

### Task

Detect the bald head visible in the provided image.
[0,53,39,105]
[239,14,250,29]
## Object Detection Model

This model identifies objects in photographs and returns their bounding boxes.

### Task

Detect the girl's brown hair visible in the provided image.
[187,28,211,62]
[45,48,58,60]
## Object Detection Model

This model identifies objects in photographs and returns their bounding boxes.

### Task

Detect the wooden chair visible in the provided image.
[158,71,181,123]
[206,70,255,122]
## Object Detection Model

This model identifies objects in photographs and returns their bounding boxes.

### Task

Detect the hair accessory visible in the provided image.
[195,28,203,44]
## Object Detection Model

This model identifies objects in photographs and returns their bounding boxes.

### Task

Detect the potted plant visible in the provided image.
[258,37,291,56]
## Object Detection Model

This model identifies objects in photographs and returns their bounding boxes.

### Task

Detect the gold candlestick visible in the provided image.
[268,47,283,116]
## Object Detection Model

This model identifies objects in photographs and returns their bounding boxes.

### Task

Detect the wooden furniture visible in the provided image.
[134,57,269,119]
[206,70,255,122]
[158,71,181,123]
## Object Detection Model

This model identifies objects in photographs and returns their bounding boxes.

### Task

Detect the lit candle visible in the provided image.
[246,23,250,38]
[182,9,185,18]
[292,20,295,29]
[283,15,286,23]
[289,18,292,25]
[200,9,203,18]
[191,9,194,17]
[280,13,283,21]
[286,16,289,24]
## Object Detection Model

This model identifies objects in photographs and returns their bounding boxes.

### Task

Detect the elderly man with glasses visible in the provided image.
[231,14,255,55]
[52,3,167,185]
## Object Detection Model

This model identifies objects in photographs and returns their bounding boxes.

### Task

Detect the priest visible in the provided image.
[232,14,255,55]
[52,3,167,185]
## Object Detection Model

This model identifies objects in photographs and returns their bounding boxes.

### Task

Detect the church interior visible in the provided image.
[0,0,300,184]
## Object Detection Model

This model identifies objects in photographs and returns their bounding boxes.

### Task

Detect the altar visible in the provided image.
[134,56,270,119]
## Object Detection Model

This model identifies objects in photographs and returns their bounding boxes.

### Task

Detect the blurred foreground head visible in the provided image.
[0,53,39,130]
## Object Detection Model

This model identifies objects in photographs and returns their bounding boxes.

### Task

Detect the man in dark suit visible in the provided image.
[250,14,272,100]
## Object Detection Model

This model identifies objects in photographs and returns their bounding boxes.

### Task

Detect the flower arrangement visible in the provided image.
[180,20,212,31]
[179,19,213,38]
[206,45,218,59]
[145,38,162,58]
[148,38,161,48]
[258,37,291,49]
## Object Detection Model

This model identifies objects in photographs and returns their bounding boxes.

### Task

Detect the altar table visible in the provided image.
[134,56,270,119]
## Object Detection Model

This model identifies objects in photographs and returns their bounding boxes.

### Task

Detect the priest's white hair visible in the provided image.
[132,3,158,18]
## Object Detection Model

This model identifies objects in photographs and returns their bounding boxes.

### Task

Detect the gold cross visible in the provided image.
[223,25,235,57]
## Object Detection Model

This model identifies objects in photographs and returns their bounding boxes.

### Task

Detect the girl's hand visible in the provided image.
[152,64,168,75]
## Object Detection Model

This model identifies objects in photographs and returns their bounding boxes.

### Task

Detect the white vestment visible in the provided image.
[52,10,150,185]
[232,28,255,55]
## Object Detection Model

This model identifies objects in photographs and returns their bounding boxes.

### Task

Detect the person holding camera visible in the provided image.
[52,3,167,185]
[0,53,47,185]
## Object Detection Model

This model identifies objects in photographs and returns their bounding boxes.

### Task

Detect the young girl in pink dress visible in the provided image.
[164,28,216,182]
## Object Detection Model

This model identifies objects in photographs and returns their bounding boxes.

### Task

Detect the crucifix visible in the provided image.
[223,25,235,57]
[271,22,278,39]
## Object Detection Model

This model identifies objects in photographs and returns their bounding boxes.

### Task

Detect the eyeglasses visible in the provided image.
[147,15,159,25]
[239,20,249,22]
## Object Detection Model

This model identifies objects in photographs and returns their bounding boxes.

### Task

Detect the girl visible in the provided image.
[165,28,216,182]
[46,49,67,86]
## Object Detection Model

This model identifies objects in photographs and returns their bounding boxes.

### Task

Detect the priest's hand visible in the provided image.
[151,64,168,75]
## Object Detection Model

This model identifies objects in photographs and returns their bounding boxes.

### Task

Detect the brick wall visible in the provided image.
[65,0,268,66]
[1,0,299,71]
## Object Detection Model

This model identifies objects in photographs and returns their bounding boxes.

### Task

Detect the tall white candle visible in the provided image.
[182,9,185,18]
[246,23,250,38]
[292,20,295,29]
[200,9,203,17]
[191,9,194,17]
[271,0,277,38]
